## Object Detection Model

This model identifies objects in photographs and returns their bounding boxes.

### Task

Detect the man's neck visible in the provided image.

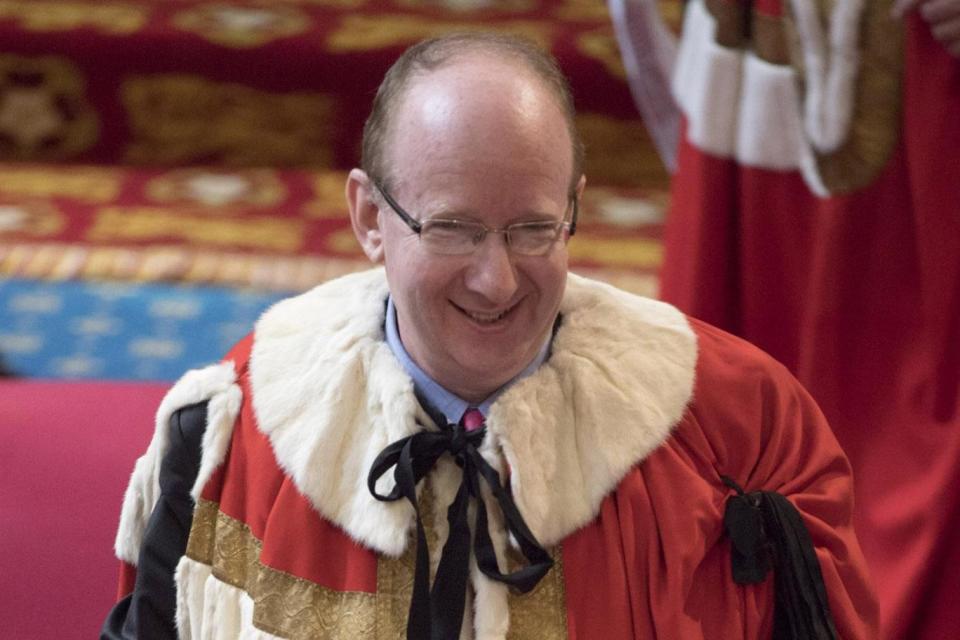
[383,296,552,423]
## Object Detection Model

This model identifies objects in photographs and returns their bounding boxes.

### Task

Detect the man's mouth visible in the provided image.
[455,301,519,325]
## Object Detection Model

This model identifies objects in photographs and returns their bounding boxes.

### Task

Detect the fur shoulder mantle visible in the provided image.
[250,268,697,553]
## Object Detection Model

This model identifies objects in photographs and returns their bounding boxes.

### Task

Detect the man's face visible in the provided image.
[363,57,581,402]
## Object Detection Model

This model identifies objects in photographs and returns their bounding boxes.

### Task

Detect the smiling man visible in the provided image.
[104,34,877,640]
[347,39,582,406]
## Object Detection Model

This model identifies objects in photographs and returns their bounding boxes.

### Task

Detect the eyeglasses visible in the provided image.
[373,181,578,257]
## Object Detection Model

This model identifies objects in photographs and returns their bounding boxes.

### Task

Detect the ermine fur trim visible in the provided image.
[113,361,240,564]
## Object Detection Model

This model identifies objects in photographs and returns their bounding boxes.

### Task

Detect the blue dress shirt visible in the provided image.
[384,296,551,425]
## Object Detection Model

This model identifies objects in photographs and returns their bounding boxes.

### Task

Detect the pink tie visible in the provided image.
[462,408,485,432]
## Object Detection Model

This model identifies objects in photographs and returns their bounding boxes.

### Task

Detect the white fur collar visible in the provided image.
[250,268,697,553]
[115,362,242,564]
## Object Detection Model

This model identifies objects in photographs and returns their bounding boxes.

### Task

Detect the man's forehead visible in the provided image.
[387,58,569,152]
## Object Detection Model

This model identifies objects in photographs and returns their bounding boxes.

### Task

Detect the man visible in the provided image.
[104,33,877,639]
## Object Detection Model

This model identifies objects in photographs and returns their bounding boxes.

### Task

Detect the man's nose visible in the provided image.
[463,233,519,304]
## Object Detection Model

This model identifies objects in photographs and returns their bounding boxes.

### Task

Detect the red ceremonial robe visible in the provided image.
[110,269,877,638]
[661,2,960,638]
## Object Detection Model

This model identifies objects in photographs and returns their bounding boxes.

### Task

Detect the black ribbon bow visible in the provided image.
[368,417,553,640]
[722,475,839,640]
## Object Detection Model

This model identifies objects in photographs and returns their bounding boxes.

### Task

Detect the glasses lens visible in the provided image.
[420,220,484,255]
[509,222,563,255]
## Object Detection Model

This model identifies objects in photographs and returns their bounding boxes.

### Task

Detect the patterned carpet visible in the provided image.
[0,165,664,379]
[0,0,673,379]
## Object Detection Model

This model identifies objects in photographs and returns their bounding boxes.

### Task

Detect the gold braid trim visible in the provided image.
[186,499,381,639]
[186,490,570,639]
[507,546,569,639]
[185,498,218,564]
[253,565,378,638]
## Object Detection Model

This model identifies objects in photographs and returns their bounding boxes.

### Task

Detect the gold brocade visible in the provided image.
[171,4,311,49]
[184,475,571,639]
[186,499,411,639]
[209,509,261,590]
[575,28,626,78]
[185,498,219,564]
[784,0,903,194]
[576,113,669,189]
[326,15,552,52]
[87,208,307,252]
[122,75,334,167]
[0,1,147,34]
[0,166,120,202]
[187,500,380,639]
[146,169,287,208]
[507,547,568,639]
[254,565,379,639]
[0,55,98,160]
[374,495,422,640]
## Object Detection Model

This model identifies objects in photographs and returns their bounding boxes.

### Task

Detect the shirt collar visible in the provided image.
[385,296,551,424]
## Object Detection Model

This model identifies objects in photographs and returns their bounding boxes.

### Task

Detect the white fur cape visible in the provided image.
[115,268,698,638]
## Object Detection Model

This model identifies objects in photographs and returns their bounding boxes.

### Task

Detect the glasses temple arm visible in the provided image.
[374,181,422,233]
[568,197,578,237]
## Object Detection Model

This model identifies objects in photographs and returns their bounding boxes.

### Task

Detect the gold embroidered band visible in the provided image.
[186,497,570,638]
[186,499,380,639]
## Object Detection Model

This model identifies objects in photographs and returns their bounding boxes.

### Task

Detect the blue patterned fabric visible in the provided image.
[0,278,287,380]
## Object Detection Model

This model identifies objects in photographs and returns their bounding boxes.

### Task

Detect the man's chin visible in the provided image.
[447,352,530,395]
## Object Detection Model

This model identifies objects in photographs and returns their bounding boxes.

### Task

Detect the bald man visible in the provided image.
[103,34,877,639]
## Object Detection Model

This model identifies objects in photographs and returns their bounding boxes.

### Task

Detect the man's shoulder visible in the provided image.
[672,316,837,481]
[559,274,803,412]
[561,273,695,350]
[685,316,800,395]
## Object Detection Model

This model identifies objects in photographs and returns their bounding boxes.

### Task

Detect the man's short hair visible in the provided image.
[361,32,585,192]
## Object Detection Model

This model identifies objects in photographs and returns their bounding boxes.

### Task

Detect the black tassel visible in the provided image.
[722,476,839,640]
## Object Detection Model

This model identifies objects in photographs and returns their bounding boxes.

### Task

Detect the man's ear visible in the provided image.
[575,173,586,201]
[346,168,384,263]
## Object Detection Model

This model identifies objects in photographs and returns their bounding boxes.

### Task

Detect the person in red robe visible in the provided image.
[659,1,960,638]
[103,32,878,639]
